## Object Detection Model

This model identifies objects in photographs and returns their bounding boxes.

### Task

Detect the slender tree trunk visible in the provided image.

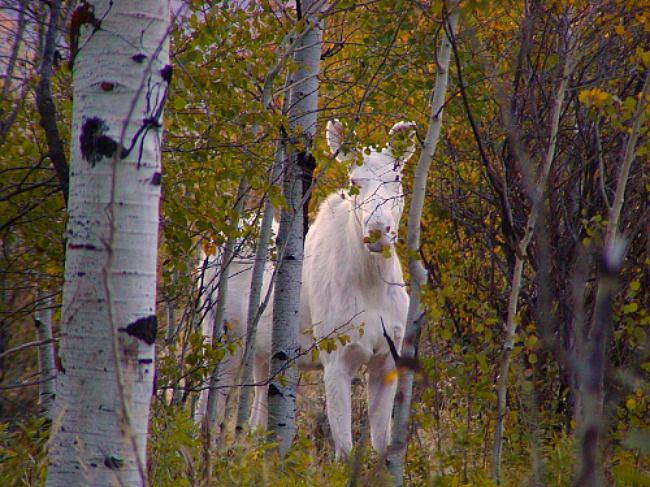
[165,270,179,344]
[0,241,8,394]
[268,141,303,455]
[173,251,204,408]
[386,5,459,485]
[202,176,249,434]
[491,18,575,484]
[35,291,56,419]
[236,140,284,432]
[198,177,249,487]
[235,72,291,432]
[46,2,170,486]
[0,0,27,147]
[574,70,649,487]
[267,0,323,455]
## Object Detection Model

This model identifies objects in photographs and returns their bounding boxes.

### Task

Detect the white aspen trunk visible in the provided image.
[268,143,303,455]
[46,1,170,486]
[35,291,56,419]
[386,6,459,485]
[267,0,323,455]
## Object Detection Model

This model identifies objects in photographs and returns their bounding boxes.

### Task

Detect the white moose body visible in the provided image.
[298,119,415,457]
[196,238,274,430]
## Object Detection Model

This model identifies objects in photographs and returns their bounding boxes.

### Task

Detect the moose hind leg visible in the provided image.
[250,350,269,429]
[323,364,354,458]
[213,338,243,431]
[367,353,397,454]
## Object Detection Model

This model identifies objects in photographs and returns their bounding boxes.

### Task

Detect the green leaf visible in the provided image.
[623,302,638,314]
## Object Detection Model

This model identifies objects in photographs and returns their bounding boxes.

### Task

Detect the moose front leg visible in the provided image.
[367,353,398,455]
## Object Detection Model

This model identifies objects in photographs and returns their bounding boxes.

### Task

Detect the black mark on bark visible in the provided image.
[104,455,123,470]
[297,150,316,238]
[80,117,127,166]
[132,53,147,63]
[273,351,289,361]
[119,315,157,345]
[68,243,98,251]
[160,64,173,83]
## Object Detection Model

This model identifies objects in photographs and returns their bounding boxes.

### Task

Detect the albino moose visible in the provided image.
[298,119,416,457]
[195,222,275,431]
[197,121,415,457]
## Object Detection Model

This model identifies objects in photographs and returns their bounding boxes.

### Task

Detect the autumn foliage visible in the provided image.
[0,0,648,485]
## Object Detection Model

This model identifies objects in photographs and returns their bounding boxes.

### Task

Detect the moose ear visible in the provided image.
[388,121,417,169]
[326,119,353,162]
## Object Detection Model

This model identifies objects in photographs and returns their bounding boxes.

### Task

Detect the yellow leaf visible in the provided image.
[381,245,392,259]
[578,90,590,104]
[579,88,611,108]
[337,334,351,346]
[626,397,637,411]
[615,24,625,36]
[636,48,650,68]
[384,369,398,384]
[46,263,59,275]
[201,240,216,256]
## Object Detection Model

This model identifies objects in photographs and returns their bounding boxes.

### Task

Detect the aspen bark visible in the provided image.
[35,292,56,419]
[267,0,323,455]
[46,1,170,486]
[386,6,459,485]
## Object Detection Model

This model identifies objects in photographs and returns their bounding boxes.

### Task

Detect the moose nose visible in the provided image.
[364,215,395,252]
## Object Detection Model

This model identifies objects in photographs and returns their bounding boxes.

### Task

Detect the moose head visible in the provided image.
[326,119,417,253]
